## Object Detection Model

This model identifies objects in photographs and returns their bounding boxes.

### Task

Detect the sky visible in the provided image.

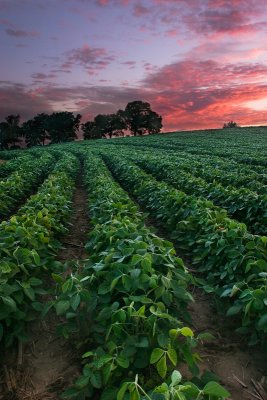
[1,0,267,131]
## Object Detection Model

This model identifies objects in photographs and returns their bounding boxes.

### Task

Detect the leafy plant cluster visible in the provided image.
[121,149,266,235]
[0,151,79,347]
[54,151,229,400]
[103,151,267,344]
[120,146,266,195]
[0,154,35,179]
[112,128,266,167]
[0,152,55,219]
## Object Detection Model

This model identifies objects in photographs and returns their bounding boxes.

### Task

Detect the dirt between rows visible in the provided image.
[188,288,267,400]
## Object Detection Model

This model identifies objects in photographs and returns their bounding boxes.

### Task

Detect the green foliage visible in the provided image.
[103,150,267,343]
[122,149,266,235]
[0,151,79,346]
[56,152,222,399]
[0,152,55,219]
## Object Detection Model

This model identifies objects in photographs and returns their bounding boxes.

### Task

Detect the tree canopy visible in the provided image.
[82,101,162,140]
[0,114,21,149]
[223,121,239,129]
[0,100,163,148]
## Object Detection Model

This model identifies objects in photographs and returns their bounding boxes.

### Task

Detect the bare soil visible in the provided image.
[188,288,267,400]
[0,173,90,399]
[0,160,6,164]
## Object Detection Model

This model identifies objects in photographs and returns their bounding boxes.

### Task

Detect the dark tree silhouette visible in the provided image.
[144,110,163,134]
[22,113,49,147]
[46,112,81,143]
[223,121,239,129]
[0,114,21,149]
[104,112,127,138]
[82,111,127,140]
[82,120,102,140]
[124,101,162,136]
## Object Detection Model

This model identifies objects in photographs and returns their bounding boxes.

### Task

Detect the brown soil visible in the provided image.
[0,160,6,164]
[0,172,90,399]
[187,288,267,400]
[57,172,89,262]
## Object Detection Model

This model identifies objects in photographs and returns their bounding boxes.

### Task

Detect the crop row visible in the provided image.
[0,152,56,219]
[109,129,267,167]
[54,150,229,400]
[117,147,267,235]
[0,154,35,179]
[0,151,79,347]
[119,146,266,194]
[102,150,267,345]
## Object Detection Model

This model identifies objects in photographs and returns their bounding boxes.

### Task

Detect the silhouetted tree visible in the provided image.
[223,121,239,129]
[22,113,49,147]
[46,112,81,143]
[124,101,162,136]
[104,112,127,138]
[83,112,127,140]
[144,111,162,134]
[82,120,102,140]
[0,114,21,149]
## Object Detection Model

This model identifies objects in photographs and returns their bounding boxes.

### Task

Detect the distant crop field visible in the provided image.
[0,127,266,399]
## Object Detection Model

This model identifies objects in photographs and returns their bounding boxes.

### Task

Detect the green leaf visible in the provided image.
[226,304,242,316]
[100,387,118,400]
[70,293,81,311]
[130,388,140,400]
[156,354,167,378]
[62,387,80,399]
[31,250,41,266]
[52,273,63,284]
[91,371,102,389]
[180,327,193,337]
[150,348,164,364]
[171,370,182,386]
[117,382,129,400]
[203,381,230,398]
[56,300,70,315]
[167,348,177,366]
[0,262,12,274]
[62,279,73,293]
[110,276,120,291]
[258,313,267,329]
[24,287,35,301]
[82,351,94,359]
[1,296,17,311]
[29,277,42,286]
[117,355,129,368]
[75,374,90,389]
[153,383,169,393]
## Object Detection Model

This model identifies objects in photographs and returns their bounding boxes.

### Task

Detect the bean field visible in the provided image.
[0,127,266,400]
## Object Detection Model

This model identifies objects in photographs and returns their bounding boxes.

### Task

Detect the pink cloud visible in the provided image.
[64,44,115,74]
[31,73,56,80]
[134,3,150,17]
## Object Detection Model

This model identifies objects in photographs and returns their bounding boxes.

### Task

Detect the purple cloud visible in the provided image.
[5,28,39,37]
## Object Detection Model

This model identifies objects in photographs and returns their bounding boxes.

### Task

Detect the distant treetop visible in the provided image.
[223,121,239,129]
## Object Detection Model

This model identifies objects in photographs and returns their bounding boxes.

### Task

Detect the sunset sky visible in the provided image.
[1,0,267,131]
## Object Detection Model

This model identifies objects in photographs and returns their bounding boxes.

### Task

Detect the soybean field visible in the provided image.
[0,126,266,400]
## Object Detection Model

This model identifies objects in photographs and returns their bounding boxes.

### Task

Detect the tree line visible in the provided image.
[0,101,162,149]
